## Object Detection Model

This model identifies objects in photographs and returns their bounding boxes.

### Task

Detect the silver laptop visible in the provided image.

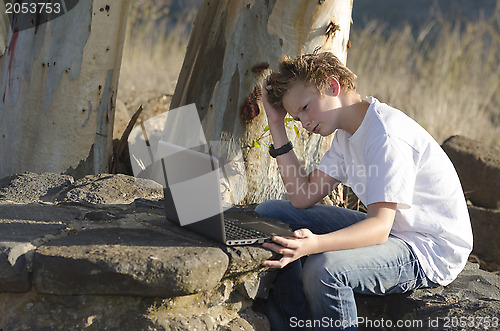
[157,140,293,245]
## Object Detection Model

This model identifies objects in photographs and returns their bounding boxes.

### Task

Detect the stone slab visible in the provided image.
[0,204,77,240]
[33,227,229,297]
[0,204,77,292]
[134,203,277,278]
[0,204,80,247]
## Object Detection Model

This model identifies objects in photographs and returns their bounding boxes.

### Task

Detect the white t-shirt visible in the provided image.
[317,97,473,286]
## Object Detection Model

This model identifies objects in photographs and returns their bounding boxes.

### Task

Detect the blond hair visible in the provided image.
[267,52,357,109]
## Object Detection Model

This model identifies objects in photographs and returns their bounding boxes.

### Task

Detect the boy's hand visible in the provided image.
[262,229,319,269]
[262,75,287,126]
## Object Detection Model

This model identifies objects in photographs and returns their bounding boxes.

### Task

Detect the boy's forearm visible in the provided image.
[268,122,290,148]
[313,216,393,254]
[268,123,310,205]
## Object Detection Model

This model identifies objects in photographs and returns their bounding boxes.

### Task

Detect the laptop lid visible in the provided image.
[157,140,227,243]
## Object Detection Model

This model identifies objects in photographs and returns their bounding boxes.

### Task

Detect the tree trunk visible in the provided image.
[170,0,352,204]
[0,0,129,179]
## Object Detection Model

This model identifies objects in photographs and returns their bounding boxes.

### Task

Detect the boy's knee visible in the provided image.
[255,199,294,218]
[302,253,345,296]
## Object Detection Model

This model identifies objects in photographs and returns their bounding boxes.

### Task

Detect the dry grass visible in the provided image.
[115,1,194,139]
[348,6,500,145]
[117,1,500,147]
[118,0,193,102]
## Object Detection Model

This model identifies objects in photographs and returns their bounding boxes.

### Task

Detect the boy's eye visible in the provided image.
[303,104,309,110]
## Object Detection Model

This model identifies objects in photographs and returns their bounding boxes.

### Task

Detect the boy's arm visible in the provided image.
[263,80,340,208]
[316,202,396,250]
[268,123,340,208]
[263,202,397,268]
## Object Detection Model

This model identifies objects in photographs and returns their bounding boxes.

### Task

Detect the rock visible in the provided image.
[1,172,499,330]
[0,243,32,292]
[0,204,80,292]
[62,173,163,205]
[0,172,74,203]
[0,279,265,331]
[238,308,271,331]
[146,281,259,330]
[0,289,157,330]
[223,245,274,276]
[0,204,81,240]
[442,135,500,209]
[33,227,229,297]
[0,173,276,329]
[356,262,500,330]
[468,205,500,266]
[235,270,277,300]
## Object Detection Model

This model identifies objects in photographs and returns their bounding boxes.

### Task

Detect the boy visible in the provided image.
[255,51,473,330]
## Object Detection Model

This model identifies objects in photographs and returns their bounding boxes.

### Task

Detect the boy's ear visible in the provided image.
[327,77,341,97]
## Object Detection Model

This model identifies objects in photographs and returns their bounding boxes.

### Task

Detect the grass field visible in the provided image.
[117,1,500,146]
[348,8,500,145]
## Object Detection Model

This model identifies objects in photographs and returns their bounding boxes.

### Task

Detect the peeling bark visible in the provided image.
[0,0,130,179]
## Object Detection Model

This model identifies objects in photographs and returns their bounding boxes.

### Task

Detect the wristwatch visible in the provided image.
[269,141,293,158]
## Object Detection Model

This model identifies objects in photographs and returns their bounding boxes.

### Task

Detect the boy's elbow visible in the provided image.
[375,228,392,245]
[376,235,389,245]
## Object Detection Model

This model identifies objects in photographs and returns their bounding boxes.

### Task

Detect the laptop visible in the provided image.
[157,140,294,245]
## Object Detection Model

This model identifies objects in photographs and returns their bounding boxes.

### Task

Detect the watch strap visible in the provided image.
[269,141,293,158]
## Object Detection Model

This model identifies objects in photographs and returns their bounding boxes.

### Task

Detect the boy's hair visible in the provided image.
[267,51,357,109]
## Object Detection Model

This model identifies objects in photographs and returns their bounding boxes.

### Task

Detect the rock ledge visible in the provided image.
[0,172,498,330]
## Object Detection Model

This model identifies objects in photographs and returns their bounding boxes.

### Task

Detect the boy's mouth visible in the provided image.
[313,124,319,134]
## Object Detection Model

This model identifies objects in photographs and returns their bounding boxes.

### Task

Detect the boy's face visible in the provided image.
[282,82,341,136]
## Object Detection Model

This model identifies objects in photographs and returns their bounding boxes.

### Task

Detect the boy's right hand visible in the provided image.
[262,76,287,127]
[262,229,320,269]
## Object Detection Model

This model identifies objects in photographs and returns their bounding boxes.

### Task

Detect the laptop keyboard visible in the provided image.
[224,218,268,240]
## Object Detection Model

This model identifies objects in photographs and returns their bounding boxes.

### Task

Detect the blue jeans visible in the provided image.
[255,200,437,331]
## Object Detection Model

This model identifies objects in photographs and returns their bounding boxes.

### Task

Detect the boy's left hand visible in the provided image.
[262,229,319,268]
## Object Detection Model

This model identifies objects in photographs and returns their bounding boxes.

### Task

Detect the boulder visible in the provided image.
[442,135,500,209]
[33,227,230,297]
[468,205,500,266]
[356,262,500,330]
